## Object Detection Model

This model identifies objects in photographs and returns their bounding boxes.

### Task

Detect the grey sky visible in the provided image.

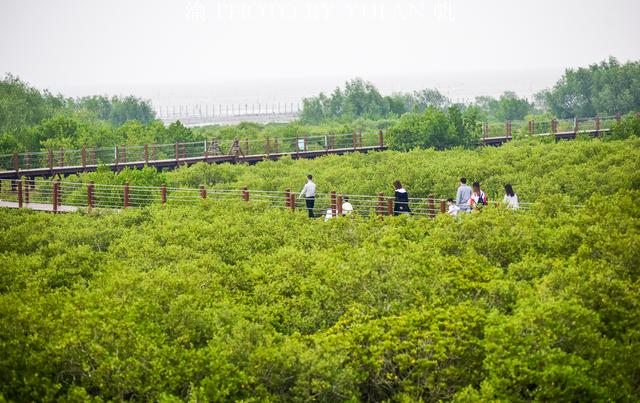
[1,0,639,99]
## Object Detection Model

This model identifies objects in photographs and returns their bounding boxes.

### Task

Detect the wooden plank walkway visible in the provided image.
[0,145,385,180]
[0,200,79,212]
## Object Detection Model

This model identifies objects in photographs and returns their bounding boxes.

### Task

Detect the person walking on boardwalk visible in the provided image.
[470,181,488,210]
[299,174,316,218]
[456,177,472,212]
[503,184,520,210]
[209,138,222,155]
[229,138,245,161]
[393,180,411,215]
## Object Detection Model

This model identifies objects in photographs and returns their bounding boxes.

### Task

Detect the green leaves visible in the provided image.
[1,140,639,400]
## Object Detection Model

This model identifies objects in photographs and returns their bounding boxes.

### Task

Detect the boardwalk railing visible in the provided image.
[480,114,622,145]
[0,131,385,175]
[0,178,451,217]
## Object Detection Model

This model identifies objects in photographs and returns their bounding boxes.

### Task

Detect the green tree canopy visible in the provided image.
[538,57,640,118]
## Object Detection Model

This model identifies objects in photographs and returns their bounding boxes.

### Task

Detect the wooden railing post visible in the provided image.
[378,129,384,147]
[528,120,534,135]
[285,188,291,209]
[386,197,394,216]
[161,184,167,206]
[428,194,436,219]
[199,185,206,199]
[81,146,87,170]
[337,195,343,216]
[12,153,19,172]
[24,178,30,205]
[595,116,601,135]
[330,190,337,217]
[376,192,385,215]
[17,179,23,208]
[53,181,59,213]
[551,119,558,134]
[144,144,149,164]
[242,186,249,202]
[482,122,488,145]
[124,182,130,208]
[87,181,94,210]
[289,193,296,211]
[440,199,446,214]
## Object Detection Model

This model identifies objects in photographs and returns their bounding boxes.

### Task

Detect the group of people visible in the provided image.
[297,175,519,219]
[446,177,519,216]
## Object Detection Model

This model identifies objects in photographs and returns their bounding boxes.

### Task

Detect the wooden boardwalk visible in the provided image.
[0,200,79,212]
[0,132,386,180]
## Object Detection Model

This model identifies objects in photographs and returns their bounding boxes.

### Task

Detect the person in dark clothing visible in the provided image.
[393,180,411,215]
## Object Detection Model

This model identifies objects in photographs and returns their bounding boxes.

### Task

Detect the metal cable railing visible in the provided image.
[0,179,453,217]
[0,131,386,172]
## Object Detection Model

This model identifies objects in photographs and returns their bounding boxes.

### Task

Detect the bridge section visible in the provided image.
[0,132,385,180]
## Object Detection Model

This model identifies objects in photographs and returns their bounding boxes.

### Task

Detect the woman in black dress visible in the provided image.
[393,180,411,215]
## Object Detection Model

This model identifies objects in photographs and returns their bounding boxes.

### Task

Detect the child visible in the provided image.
[342,196,354,216]
[447,198,460,217]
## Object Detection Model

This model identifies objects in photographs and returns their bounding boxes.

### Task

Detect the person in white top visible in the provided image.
[342,196,354,216]
[447,198,460,217]
[324,208,333,222]
[503,183,519,210]
[299,174,316,217]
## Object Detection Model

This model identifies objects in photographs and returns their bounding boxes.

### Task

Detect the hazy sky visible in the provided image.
[1,0,639,99]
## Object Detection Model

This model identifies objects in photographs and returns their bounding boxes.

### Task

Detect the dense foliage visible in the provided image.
[537,56,640,118]
[61,136,640,208]
[0,185,638,401]
[300,78,534,124]
[70,95,156,126]
[0,75,158,153]
[386,105,482,150]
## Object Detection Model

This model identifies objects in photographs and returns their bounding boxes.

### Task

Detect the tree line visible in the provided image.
[1,56,638,156]
[302,57,640,124]
[0,74,162,154]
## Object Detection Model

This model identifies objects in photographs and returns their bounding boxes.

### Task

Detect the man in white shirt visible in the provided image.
[299,174,316,218]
